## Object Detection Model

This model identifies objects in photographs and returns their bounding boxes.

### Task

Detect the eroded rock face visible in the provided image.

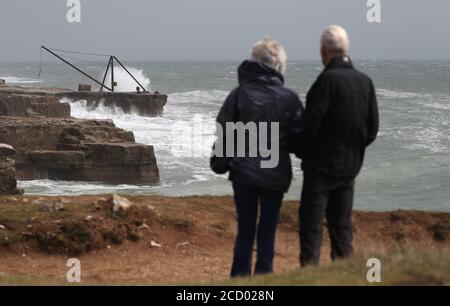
[0,93,71,118]
[0,117,159,184]
[0,144,23,195]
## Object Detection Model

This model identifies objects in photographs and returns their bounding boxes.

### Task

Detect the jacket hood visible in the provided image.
[238,60,284,86]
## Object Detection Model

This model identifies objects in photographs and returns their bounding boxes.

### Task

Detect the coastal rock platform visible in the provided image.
[0,84,167,117]
[0,116,159,184]
[0,82,161,187]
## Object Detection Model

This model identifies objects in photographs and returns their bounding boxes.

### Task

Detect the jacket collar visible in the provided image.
[238,60,284,86]
[325,55,354,71]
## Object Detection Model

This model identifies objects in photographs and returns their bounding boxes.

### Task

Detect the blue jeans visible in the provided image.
[231,182,284,277]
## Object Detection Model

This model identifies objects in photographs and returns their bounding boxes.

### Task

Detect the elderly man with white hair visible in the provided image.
[211,37,304,277]
[295,25,379,266]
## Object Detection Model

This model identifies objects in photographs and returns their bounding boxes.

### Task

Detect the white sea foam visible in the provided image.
[18,179,168,196]
[406,127,450,154]
[423,100,450,110]
[377,88,425,99]
[65,89,225,154]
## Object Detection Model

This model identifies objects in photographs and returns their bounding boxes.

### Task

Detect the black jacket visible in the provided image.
[215,60,304,192]
[297,56,379,180]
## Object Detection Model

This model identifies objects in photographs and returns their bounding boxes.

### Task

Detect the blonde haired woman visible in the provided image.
[212,37,304,277]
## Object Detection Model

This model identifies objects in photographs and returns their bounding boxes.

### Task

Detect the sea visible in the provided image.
[0,60,449,211]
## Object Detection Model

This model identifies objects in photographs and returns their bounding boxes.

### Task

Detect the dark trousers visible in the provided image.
[299,178,355,266]
[231,182,284,277]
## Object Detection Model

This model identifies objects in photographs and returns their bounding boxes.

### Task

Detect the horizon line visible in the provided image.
[1,58,450,64]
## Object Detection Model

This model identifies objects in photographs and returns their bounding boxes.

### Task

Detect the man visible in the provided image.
[296,25,379,266]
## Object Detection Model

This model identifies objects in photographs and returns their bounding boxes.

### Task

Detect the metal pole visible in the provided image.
[41,46,112,91]
[99,57,112,92]
[113,56,147,92]
[111,57,115,92]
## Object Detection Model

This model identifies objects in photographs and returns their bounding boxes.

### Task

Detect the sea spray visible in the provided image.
[101,66,151,92]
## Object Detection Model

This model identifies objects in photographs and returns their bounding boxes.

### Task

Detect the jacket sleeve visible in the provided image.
[214,88,238,157]
[366,80,379,146]
[288,95,305,154]
[296,74,331,158]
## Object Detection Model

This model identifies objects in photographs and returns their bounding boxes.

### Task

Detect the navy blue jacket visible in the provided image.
[215,60,304,192]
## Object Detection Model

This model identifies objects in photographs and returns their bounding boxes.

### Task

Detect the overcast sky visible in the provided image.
[1,0,449,61]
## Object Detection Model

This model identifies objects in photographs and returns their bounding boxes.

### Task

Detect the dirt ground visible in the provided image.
[0,195,449,285]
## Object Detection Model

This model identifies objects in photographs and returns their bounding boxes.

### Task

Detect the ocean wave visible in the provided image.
[377,89,425,99]
[18,179,168,196]
[423,100,450,110]
[168,90,228,106]
[378,89,450,110]
[406,126,450,154]
[101,66,151,92]
[66,94,218,158]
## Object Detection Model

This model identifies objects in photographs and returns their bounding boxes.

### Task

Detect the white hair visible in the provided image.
[251,36,287,74]
[321,25,350,55]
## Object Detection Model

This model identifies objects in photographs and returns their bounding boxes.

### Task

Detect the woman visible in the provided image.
[212,37,304,277]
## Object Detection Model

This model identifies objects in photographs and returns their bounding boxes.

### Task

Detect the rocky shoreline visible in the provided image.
[0,82,166,194]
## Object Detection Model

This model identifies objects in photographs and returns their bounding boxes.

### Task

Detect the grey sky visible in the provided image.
[0,0,449,61]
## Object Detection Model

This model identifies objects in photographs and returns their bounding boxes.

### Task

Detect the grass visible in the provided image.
[224,249,450,286]
[2,249,448,285]
[0,273,60,285]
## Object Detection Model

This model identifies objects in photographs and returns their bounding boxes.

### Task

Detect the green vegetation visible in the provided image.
[224,249,450,286]
[0,274,59,285]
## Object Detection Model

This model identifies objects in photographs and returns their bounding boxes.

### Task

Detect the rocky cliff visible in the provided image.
[0,82,160,185]
[0,117,159,184]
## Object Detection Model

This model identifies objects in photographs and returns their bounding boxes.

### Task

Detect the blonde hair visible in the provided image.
[321,25,350,55]
[251,36,287,74]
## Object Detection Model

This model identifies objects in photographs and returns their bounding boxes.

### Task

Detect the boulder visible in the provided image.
[110,194,133,213]
[0,144,15,157]
[0,144,23,195]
